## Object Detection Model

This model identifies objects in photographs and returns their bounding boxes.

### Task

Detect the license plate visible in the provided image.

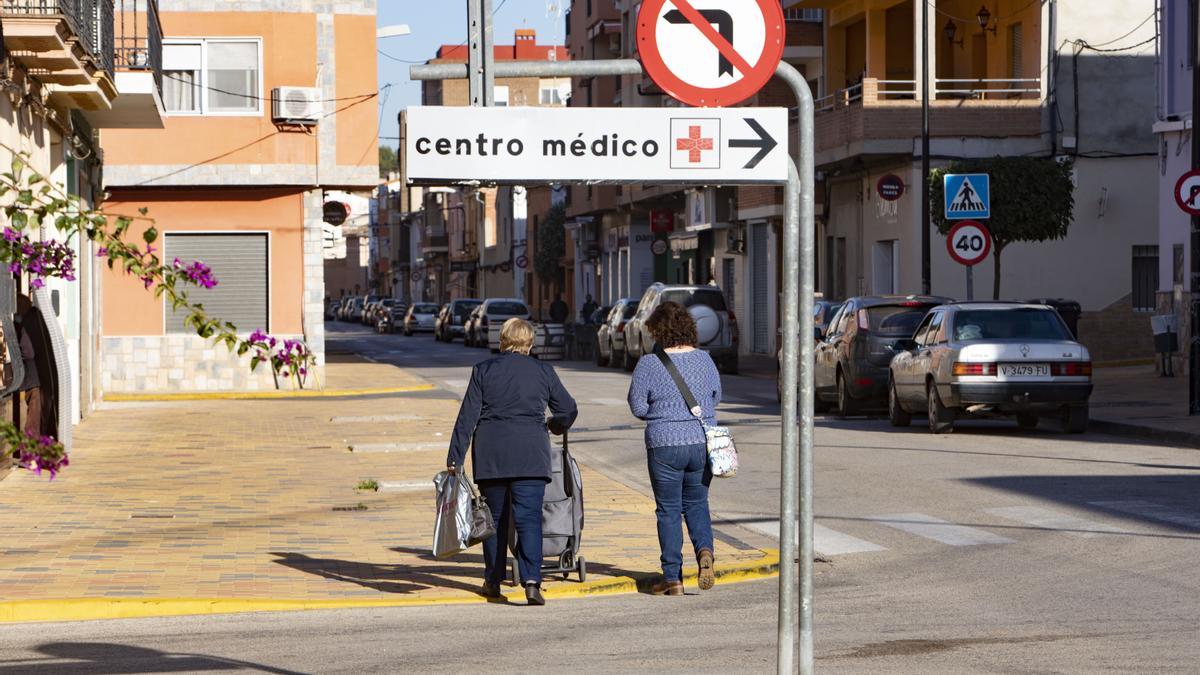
[1000,363,1049,378]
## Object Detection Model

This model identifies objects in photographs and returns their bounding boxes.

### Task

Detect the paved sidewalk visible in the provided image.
[1089,364,1200,448]
[0,359,775,623]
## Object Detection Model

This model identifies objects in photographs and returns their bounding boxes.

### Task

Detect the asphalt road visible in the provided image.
[2,324,1195,674]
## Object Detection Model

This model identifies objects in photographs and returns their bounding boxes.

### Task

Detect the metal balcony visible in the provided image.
[2,0,115,78]
[114,0,161,98]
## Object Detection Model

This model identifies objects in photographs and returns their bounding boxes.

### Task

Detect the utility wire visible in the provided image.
[377,0,511,65]
[1084,11,1156,48]
[163,72,392,103]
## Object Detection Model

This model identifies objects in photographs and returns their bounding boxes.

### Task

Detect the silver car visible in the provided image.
[596,298,637,369]
[888,302,1092,434]
[403,303,440,336]
[624,284,739,374]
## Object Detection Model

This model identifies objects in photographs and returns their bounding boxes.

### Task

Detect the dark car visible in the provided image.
[813,295,953,416]
[777,297,843,402]
[435,298,482,342]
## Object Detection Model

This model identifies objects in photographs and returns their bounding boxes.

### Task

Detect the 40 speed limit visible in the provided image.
[946,220,992,266]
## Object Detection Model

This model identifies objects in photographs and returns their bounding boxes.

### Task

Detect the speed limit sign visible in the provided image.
[946,220,991,267]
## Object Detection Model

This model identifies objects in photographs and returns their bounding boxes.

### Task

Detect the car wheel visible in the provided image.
[1063,404,1088,434]
[814,394,833,414]
[888,378,911,427]
[1017,413,1039,429]
[622,347,637,372]
[595,340,609,367]
[836,370,859,418]
[927,381,954,434]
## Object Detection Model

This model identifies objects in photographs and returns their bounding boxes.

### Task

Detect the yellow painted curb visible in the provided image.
[0,550,779,624]
[104,384,436,402]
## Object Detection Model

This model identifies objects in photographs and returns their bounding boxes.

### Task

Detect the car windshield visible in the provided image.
[867,305,935,335]
[953,308,1072,341]
[413,304,439,314]
[454,301,482,317]
[661,289,727,311]
[622,303,637,319]
[488,301,528,315]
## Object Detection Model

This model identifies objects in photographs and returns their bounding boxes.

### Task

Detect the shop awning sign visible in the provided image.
[406,106,788,184]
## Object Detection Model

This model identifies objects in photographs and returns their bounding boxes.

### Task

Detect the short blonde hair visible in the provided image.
[500,317,535,354]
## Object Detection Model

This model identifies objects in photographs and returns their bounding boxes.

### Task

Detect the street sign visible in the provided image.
[406,106,788,183]
[323,201,348,225]
[1175,169,1200,216]
[637,0,785,107]
[946,220,992,267]
[652,239,669,256]
[944,173,991,220]
[515,254,528,269]
[876,174,904,201]
[650,209,674,232]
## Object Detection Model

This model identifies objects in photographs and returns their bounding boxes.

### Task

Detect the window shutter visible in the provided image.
[1009,23,1023,80]
[165,233,269,334]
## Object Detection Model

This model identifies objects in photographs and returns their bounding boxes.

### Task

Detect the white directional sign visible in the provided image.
[405,106,788,184]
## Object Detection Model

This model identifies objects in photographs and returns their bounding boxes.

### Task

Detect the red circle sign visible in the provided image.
[637,0,785,107]
[1175,169,1200,216]
[946,221,992,267]
[876,174,905,201]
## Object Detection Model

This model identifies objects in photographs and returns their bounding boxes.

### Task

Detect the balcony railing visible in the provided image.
[816,77,1040,113]
[934,78,1041,100]
[114,0,162,97]
[2,0,116,77]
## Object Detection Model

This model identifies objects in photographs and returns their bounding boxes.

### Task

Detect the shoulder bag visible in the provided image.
[653,347,738,478]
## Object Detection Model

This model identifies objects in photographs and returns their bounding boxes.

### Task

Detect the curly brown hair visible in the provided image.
[646,301,697,349]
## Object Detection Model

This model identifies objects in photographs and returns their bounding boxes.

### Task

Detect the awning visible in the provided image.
[587,20,622,40]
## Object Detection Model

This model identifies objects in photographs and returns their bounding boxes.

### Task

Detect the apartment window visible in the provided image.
[494,85,510,107]
[165,233,269,333]
[163,39,261,115]
[1132,246,1159,311]
[1009,23,1023,79]
[539,79,566,105]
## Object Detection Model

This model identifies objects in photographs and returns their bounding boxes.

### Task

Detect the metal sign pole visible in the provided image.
[966,266,974,301]
[467,0,482,105]
[409,55,816,675]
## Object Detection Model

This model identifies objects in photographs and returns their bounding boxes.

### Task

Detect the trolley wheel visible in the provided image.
[509,560,519,587]
[577,556,587,583]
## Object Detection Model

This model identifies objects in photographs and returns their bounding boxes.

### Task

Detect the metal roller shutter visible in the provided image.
[752,222,768,353]
[164,233,269,334]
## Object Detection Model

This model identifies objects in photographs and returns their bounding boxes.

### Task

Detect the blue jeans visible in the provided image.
[478,478,546,586]
[646,443,714,582]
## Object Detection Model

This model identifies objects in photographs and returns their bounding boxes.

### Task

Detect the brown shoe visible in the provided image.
[650,579,684,596]
[697,549,715,591]
[479,582,502,599]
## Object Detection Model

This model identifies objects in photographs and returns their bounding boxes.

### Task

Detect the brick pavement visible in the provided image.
[0,360,774,621]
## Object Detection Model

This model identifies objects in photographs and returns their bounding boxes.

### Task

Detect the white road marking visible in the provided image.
[330,415,420,423]
[985,506,1108,538]
[868,513,1014,546]
[443,379,469,390]
[348,442,444,453]
[725,516,887,556]
[1087,500,1200,530]
[379,481,433,492]
[588,398,629,407]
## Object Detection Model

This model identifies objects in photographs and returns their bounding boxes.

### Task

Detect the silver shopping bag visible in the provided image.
[432,470,472,558]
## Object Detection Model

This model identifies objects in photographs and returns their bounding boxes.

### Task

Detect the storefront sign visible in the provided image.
[650,210,674,233]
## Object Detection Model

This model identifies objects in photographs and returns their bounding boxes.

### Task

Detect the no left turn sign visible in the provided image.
[946,221,992,267]
[637,0,785,107]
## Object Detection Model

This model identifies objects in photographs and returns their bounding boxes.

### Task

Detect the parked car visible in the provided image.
[325,299,340,321]
[888,302,1093,434]
[776,297,844,402]
[342,297,365,322]
[404,302,441,336]
[436,298,483,342]
[813,295,952,416]
[368,299,398,328]
[377,302,408,334]
[463,305,485,348]
[596,298,637,368]
[624,284,739,374]
[466,298,531,352]
[359,296,380,325]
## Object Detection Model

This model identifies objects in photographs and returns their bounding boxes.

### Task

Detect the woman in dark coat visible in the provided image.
[446,318,577,605]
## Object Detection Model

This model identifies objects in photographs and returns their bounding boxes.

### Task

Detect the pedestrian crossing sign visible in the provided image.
[943,173,990,220]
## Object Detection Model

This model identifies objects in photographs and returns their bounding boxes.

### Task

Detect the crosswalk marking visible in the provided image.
[985,506,1108,538]
[868,513,1014,546]
[1088,500,1200,530]
[724,516,887,556]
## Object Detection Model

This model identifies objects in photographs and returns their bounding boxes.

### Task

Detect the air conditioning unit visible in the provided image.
[272,86,322,125]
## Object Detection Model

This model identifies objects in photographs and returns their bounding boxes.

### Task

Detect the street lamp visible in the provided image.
[975,6,997,36]
[944,20,963,47]
[377,24,412,40]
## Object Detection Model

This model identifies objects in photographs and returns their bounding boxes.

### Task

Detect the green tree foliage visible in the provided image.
[534,203,566,287]
[930,157,1075,299]
[379,146,398,177]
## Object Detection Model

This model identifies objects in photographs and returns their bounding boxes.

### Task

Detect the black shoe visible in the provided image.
[480,582,502,599]
[525,583,545,606]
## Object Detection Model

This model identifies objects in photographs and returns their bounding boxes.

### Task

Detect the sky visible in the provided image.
[376,1,568,148]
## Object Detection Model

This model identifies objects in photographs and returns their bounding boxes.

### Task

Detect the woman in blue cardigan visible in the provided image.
[627,301,721,596]
[447,318,577,605]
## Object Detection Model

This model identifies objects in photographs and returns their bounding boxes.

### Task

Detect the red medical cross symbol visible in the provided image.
[676,125,714,163]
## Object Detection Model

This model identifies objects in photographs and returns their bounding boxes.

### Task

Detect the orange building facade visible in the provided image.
[100,1,378,392]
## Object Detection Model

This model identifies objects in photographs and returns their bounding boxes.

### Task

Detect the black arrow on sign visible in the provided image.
[729,118,778,169]
[663,9,734,77]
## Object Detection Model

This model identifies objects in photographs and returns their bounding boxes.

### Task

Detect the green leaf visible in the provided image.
[17,190,32,205]
[11,212,27,228]
[138,207,149,216]
[142,227,158,244]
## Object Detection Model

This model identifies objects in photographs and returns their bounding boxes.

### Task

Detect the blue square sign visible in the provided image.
[944,173,990,220]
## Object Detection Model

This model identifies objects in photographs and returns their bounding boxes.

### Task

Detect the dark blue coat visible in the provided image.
[446,353,578,481]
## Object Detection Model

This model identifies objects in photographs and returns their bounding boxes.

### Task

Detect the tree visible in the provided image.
[930,157,1075,299]
[378,146,398,177]
[534,203,566,290]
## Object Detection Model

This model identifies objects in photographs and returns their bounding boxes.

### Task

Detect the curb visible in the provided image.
[1093,358,1155,369]
[0,550,779,624]
[1090,418,1200,450]
[103,384,435,402]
